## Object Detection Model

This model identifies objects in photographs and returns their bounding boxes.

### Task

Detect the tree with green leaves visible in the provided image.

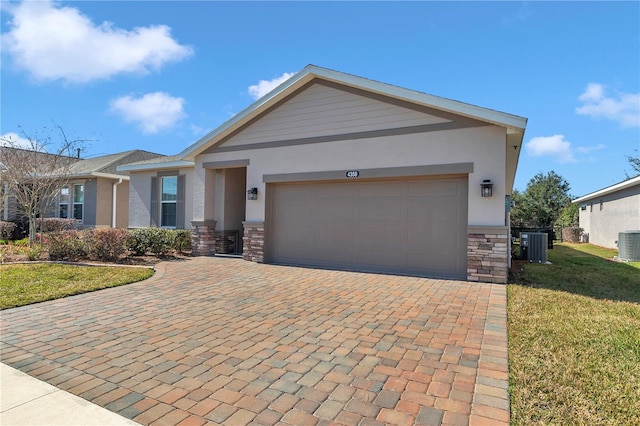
[511,171,573,228]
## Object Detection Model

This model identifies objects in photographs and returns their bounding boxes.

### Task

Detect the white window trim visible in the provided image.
[73,184,84,222]
[59,185,70,219]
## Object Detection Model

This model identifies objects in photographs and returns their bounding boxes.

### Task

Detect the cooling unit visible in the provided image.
[618,230,640,261]
[520,232,548,263]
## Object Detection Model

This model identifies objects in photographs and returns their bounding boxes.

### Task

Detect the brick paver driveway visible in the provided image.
[1,258,509,425]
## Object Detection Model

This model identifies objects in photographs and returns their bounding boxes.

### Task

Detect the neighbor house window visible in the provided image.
[161,176,177,227]
[59,186,70,218]
[60,184,83,220]
[73,184,84,220]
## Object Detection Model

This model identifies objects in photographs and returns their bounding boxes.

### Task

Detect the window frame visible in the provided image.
[160,176,178,228]
[59,184,84,221]
[59,185,70,219]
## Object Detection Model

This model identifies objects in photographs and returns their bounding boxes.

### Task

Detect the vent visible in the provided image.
[520,232,548,263]
[618,230,640,261]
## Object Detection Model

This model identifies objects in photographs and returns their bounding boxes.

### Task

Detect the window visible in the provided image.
[60,184,83,220]
[161,176,177,227]
[59,186,70,218]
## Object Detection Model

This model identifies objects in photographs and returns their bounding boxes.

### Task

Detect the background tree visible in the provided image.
[0,126,84,246]
[510,171,572,228]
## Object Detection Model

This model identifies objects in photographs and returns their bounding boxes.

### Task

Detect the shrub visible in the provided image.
[128,228,176,256]
[562,227,583,243]
[88,228,130,262]
[37,218,80,233]
[174,230,192,254]
[0,221,16,240]
[26,245,42,261]
[47,230,88,261]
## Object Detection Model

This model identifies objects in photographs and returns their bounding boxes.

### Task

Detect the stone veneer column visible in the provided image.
[467,226,509,284]
[190,220,217,256]
[242,221,264,262]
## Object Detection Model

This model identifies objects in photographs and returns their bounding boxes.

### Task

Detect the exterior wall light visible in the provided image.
[247,187,258,200]
[481,180,493,197]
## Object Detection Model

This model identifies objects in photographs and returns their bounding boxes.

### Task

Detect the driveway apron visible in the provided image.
[1,257,509,425]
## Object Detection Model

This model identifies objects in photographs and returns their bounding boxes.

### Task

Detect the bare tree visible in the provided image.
[0,126,85,246]
[626,147,640,178]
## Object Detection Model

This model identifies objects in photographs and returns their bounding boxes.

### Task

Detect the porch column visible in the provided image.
[242,221,264,262]
[467,226,509,284]
[191,220,217,256]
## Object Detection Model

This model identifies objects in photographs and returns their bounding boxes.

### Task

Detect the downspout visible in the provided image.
[112,178,123,228]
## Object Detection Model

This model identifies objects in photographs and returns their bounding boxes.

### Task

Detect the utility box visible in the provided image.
[520,232,548,263]
[618,230,640,261]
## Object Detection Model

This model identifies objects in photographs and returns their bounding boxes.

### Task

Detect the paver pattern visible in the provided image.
[0,257,509,425]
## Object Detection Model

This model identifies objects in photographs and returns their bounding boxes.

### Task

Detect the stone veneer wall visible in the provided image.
[467,226,509,284]
[191,220,217,256]
[242,221,264,262]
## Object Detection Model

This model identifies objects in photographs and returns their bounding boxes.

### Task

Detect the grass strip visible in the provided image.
[0,263,154,309]
[508,243,640,425]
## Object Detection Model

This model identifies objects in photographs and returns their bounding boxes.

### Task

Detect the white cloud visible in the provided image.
[248,72,295,100]
[574,144,606,155]
[2,0,193,84]
[525,135,576,163]
[110,92,186,134]
[576,83,640,127]
[0,132,36,149]
[525,135,607,163]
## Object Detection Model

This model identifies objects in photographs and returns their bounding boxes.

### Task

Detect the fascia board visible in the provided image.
[116,160,195,172]
[91,172,130,181]
[572,175,640,203]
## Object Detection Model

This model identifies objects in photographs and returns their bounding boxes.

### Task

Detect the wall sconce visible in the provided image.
[480,180,493,197]
[247,187,258,200]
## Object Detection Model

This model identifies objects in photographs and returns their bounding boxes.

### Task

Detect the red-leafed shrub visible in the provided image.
[88,228,131,262]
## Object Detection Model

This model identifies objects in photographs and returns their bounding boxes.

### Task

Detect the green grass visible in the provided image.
[0,264,154,310]
[508,243,640,425]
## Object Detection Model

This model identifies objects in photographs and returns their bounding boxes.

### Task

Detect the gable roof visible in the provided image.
[116,155,194,172]
[179,64,528,161]
[572,175,640,203]
[68,150,165,179]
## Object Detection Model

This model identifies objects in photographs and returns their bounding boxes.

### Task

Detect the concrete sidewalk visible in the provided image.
[1,363,139,426]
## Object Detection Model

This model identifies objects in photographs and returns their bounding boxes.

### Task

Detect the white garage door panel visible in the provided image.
[268,176,468,278]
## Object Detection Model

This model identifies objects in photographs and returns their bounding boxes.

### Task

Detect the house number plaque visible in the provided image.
[346,170,360,178]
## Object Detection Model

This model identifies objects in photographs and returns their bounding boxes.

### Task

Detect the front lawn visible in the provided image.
[508,243,640,424]
[0,264,154,310]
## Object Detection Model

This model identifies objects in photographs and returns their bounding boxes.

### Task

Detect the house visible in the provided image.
[1,147,74,223]
[119,65,527,283]
[572,175,640,249]
[1,148,164,229]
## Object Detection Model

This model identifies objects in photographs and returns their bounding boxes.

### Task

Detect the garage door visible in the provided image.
[267,176,468,279]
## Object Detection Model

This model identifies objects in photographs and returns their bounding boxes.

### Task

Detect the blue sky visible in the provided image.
[1,1,638,197]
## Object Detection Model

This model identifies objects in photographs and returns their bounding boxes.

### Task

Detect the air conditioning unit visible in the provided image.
[618,230,640,261]
[520,232,548,263]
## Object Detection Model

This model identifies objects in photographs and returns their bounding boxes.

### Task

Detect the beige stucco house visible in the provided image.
[120,65,527,283]
[573,175,640,249]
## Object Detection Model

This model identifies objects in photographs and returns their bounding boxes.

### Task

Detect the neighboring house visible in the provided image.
[119,65,527,283]
[1,148,164,229]
[572,175,640,249]
[1,148,66,222]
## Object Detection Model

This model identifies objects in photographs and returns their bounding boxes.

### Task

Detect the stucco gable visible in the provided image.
[180,65,527,161]
[203,81,491,154]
